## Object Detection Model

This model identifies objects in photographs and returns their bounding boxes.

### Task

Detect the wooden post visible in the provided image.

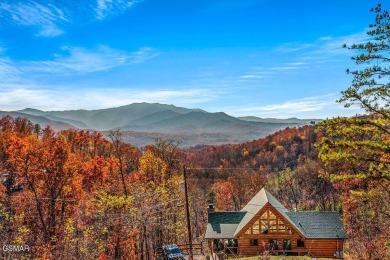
[183,166,193,259]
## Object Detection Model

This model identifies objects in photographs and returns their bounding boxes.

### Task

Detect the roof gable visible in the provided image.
[234,188,303,237]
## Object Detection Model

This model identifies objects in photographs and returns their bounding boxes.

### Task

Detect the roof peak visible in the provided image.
[241,188,289,213]
[234,187,293,236]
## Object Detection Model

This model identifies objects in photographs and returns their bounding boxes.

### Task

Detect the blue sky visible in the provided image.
[0,0,379,118]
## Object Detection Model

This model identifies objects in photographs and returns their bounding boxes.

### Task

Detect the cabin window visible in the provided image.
[283,239,291,250]
[269,219,277,233]
[278,220,286,233]
[269,239,278,250]
[252,219,260,234]
[227,239,238,247]
[261,212,268,234]
[244,209,293,235]
[250,239,258,246]
[297,239,305,247]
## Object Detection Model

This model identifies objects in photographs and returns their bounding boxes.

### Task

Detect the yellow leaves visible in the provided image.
[83,226,94,238]
[139,150,167,187]
[64,218,75,236]
[330,172,368,182]
[95,191,134,212]
[102,226,109,235]
[14,225,30,245]
[242,147,249,157]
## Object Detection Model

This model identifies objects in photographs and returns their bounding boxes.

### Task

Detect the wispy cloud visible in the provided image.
[0,58,23,83]
[0,44,6,54]
[0,44,160,102]
[275,31,370,63]
[0,0,141,37]
[95,0,138,20]
[0,1,68,37]
[238,75,264,79]
[270,66,303,71]
[0,87,49,110]
[24,45,160,74]
[0,86,215,111]
[239,61,310,80]
[230,94,340,117]
[310,31,370,56]
[275,43,313,53]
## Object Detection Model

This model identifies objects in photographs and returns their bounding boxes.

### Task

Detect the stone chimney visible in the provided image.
[208,204,215,213]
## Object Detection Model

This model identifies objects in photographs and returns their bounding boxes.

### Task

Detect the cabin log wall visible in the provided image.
[236,204,304,256]
[305,239,343,258]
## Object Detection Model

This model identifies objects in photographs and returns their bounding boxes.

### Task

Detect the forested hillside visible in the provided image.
[0,115,184,259]
[0,114,326,259]
[0,112,388,259]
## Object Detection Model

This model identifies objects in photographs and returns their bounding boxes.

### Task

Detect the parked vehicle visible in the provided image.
[162,244,187,260]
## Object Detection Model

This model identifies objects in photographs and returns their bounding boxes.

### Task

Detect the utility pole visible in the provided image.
[183,166,193,260]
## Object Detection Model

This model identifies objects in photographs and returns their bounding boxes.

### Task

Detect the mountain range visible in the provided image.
[0,103,321,147]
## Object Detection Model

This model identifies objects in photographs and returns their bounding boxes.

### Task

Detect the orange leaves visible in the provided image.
[211,181,235,211]
[82,156,110,192]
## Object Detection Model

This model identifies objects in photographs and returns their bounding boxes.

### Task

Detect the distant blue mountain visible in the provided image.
[0,102,322,147]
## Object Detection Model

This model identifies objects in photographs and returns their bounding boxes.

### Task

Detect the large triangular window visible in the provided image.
[244,209,292,235]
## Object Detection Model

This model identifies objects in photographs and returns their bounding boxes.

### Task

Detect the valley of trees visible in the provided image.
[0,4,389,260]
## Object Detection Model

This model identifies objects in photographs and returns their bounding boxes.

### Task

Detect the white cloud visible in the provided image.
[277,32,363,57]
[238,75,264,79]
[0,1,68,37]
[24,45,160,74]
[270,66,303,71]
[95,0,138,20]
[0,87,49,111]
[0,45,6,54]
[0,58,23,83]
[286,62,308,66]
[0,0,141,37]
[311,31,370,56]
[130,47,161,63]
[230,94,341,117]
[0,44,161,106]
[275,31,371,63]
[275,43,313,53]
[0,86,215,111]
[86,88,215,108]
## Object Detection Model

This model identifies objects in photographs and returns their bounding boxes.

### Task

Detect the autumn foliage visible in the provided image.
[0,106,388,259]
[0,116,186,259]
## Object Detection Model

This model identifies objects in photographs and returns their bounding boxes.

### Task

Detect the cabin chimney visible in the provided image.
[208,204,215,213]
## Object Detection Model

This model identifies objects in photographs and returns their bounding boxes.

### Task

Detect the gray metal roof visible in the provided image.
[286,211,347,239]
[205,212,246,239]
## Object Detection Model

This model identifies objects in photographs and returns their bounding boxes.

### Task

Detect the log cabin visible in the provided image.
[205,188,347,258]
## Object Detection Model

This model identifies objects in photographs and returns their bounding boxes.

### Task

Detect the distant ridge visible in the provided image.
[19,102,205,131]
[0,102,322,147]
[0,111,75,131]
[237,116,322,124]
